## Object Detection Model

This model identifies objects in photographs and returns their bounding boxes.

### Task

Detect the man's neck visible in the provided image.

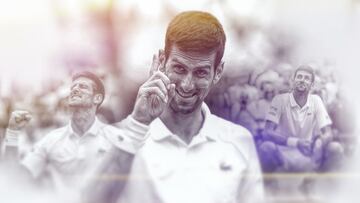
[71,107,96,136]
[160,106,204,145]
[292,91,309,108]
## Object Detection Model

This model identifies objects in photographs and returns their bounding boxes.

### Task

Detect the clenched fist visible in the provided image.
[8,110,32,131]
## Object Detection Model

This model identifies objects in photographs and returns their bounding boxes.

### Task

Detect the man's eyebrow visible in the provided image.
[172,58,212,69]
[171,58,186,66]
[196,65,211,70]
[71,82,88,87]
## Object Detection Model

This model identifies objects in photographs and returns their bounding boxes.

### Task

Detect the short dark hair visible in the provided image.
[72,71,105,107]
[164,11,226,68]
[294,65,315,82]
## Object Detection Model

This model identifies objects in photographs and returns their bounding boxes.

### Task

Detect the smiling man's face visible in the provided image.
[293,70,313,93]
[164,45,223,114]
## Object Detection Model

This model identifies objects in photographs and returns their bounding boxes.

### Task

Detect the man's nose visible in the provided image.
[296,77,305,82]
[72,85,80,93]
[180,74,195,92]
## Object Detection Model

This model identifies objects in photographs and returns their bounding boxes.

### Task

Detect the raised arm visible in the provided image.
[83,49,175,203]
[1,110,32,160]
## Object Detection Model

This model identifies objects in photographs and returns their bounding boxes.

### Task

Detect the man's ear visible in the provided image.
[94,94,103,105]
[213,61,224,84]
[310,77,315,88]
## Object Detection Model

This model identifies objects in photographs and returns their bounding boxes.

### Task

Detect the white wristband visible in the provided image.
[286,137,299,147]
[127,115,150,139]
[4,129,21,147]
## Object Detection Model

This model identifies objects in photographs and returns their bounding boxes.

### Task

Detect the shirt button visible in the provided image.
[118,135,124,142]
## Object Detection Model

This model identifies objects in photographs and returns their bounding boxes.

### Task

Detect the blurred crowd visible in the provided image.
[206,61,357,158]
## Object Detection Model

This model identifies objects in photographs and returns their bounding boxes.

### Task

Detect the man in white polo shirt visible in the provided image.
[1,71,168,201]
[258,65,344,173]
[89,11,264,203]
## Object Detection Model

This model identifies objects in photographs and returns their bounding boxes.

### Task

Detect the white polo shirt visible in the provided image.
[266,92,332,141]
[119,104,264,203]
[7,116,149,192]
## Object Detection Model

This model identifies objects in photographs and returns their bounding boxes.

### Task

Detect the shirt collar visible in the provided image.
[197,103,219,141]
[151,103,219,142]
[289,92,310,109]
[150,118,173,141]
[68,117,104,138]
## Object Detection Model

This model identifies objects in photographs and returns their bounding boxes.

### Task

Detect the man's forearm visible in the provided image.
[318,126,333,147]
[264,121,290,146]
[1,129,35,183]
[1,129,21,160]
[83,147,135,203]
[264,130,305,148]
[264,131,288,145]
[84,115,150,203]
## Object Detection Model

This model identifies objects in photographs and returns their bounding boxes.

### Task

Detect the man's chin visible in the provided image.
[169,102,199,115]
[295,87,309,93]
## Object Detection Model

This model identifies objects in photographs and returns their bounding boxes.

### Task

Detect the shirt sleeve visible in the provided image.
[105,115,150,154]
[265,95,282,125]
[2,129,36,160]
[314,95,332,129]
[21,136,49,178]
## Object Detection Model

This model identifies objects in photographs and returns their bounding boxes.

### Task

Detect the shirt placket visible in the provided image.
[76,136,86,160]
[180,142,194,201]
[174,137,188,169]
[292,106,301,136]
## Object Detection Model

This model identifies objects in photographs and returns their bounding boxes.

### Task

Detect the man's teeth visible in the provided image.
[179,93,193,98]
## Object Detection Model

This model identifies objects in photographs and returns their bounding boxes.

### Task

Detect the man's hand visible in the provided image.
[311,126,332,163]
[131,50,175,125]
[8,110,32,131]
[297,139,312,157]
[312,138,324,163]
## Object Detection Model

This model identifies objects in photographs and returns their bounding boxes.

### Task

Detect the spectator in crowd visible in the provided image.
[248,81,277,143]
[273,63,293,94]
[226,82,259,127]
[328,91,357,157]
